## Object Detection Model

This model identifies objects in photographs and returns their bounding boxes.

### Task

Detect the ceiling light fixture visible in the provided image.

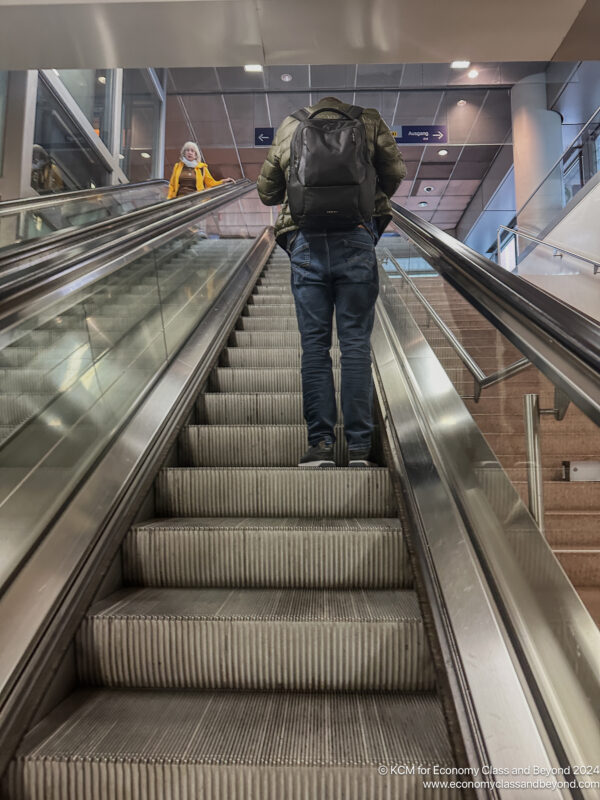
[97,76,107,85]
[140,152,151,159]
[457,99,467,106]
[281,73,293,82]
[451,60,470,69]
[423,186,434,193]
[438,149,448,156]
[418,201,428,207]
[468,69,479,78]
[244,64,263,73]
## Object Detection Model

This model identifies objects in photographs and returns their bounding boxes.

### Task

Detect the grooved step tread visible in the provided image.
[7,690,458,800]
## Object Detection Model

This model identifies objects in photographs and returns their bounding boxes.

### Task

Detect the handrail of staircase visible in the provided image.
[390,202,600,428]
[383,249,531,401]
[496,225,600,275]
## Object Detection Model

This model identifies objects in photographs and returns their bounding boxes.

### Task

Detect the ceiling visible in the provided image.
[165,62,552,232]
[0,0,594,70]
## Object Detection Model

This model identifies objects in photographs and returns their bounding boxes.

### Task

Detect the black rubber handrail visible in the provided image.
[391,203,600,375]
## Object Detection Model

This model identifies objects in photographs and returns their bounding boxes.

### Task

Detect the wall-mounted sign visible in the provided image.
[255,127,274,146]
[395,125,448,144]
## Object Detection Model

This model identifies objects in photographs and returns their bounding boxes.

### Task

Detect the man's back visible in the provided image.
[257,96,406,246]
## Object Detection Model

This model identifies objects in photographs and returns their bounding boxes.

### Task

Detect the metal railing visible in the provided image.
[497,225,600,275]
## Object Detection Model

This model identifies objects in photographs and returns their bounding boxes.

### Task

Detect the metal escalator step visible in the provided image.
[7,689,458,800]
[249,295,295,305]
[124,517,411,588]
[0,395,53,425]
[0,369,55,393]
[209,368,341,392]
[197,392,342,424]
[244,304,296,317]
[180,425,380,467]
[237,316,301,331]
[78,587,432,690]
[229,331,302,347]
[156,468,396,517]
[221,347,341,368]
[253,285,293,294]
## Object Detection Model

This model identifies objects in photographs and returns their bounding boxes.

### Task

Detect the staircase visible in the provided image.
[402,275,600,625]
[5,251,460,799]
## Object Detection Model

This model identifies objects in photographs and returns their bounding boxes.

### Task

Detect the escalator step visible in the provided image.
[77,587,432,690]
[123,517,411,588]
[6,690,458,800]
[197,392,335,424]
[156,467,396,517]
[180,425,380,467]
[229,331,302,347]
[244,304,297,317]
[221,347,340,368]
[209,368,341,392]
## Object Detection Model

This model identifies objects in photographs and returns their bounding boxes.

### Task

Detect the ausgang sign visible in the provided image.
[395,125,448,144]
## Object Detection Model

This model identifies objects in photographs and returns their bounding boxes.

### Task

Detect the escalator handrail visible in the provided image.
[391,203,600,373]
[0,180,251,288]
[0,178,168,213]
[0,180,256,336]
[391,203,600,425]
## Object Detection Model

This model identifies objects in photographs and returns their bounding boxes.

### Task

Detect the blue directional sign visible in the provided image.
[395,125,448,145]
[255,127,274,146]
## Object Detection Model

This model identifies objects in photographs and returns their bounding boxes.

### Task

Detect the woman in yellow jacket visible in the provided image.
[167,142,234,199]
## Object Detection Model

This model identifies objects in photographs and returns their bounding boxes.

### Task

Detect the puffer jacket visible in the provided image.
[257,96,406,245]
[167,161,224,199]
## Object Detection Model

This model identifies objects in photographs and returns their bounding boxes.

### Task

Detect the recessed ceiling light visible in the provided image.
[438,149,448,156]
[140,152,151,159]
[418,201,428,208]
[451,60,470,69]
[423,186,435,193]
[97,76,106,85]
[457,99,467,106]
[468,69,479,79]
[281,73,293,82]
[244,64,263,73]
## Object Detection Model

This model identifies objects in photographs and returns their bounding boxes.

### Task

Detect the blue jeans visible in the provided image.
[287,223,379,451]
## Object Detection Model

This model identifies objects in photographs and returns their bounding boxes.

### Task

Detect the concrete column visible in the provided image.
[511,73,563,235]
[0,70,38,201]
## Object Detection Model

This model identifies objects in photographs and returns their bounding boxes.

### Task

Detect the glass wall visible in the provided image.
[55,69,113,148]
[0,71,8,176]
[121,69,160,182]
[32,77,111,193]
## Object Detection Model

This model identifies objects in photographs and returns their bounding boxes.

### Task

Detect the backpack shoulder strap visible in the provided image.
[346,105,364,119]
[307,104,364,120]
[291,108,310,122]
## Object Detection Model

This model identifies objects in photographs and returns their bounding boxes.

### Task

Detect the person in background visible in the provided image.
[167,142,234,199]
[31,145,64,194]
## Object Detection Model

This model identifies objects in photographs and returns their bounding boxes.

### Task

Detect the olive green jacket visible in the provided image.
[257,96,406,244]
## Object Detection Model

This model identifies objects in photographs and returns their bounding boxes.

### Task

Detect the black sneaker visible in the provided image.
[348,448,376,468]
[298,441,335,468]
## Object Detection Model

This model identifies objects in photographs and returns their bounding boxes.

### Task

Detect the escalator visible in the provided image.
[0,193,599,798]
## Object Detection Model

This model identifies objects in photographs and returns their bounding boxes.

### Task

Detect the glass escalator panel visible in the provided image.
[0,180,169,252]
[0,200,255,590]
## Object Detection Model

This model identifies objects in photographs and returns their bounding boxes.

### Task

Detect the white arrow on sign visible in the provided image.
[258,133,269,143]
[433,131,444,140]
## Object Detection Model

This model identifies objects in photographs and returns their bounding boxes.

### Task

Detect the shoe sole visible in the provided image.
[298,461,336,469]
[348,460,377,468]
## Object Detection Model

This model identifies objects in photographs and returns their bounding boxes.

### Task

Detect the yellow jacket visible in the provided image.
[167,160,224,199]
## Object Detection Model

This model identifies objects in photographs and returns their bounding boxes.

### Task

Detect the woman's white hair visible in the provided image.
[180,141,203,161]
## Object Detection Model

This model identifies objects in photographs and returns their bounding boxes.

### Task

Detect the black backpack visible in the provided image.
[287,105,377,231]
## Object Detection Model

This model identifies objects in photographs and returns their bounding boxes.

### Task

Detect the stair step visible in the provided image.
[513,481,600,511]
[221,347,341,368]
[124,517,411,588]
[237,316,301,331]
[229,331,302,347]
[553,548,600,587]
[576,588,600,626]
[180,424,380,467]
[545,512,600,546]
[7,689,458,800]
[244,304,297,317]
[0,395,53,425]
[78,587,431,690]
[249,295,295,305]
[156,467,396,517]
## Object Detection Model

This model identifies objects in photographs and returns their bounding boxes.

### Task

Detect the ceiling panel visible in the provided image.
[310,65,356,89]
[393,91,444,125]
[354,91,398,124]
[267,92,312,125]
[264,65,310,91]
[444,179,482,196]
[168,68,219,94]
[417,163,454,180]
[224,94,269,146]
[413,179,448,196]
[216,66,267,92]
[403,196,441,211]
[437,195,471,210]
[357,64,405,88]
